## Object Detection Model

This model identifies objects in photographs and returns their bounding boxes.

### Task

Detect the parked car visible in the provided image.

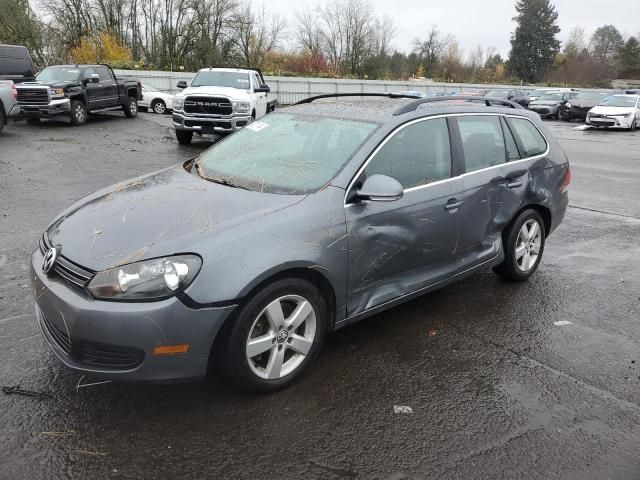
[528,91,577,119]
[139,83,173,114]
[484,89,530,107]
[625,89,640,94]
[526,88,573,102]
[0,44,35,83]
[172,67,277,144]
[586,94,640,129]
[14,64,141,125]
[562,91,612,121]
[31,94,570,392]
[0,80,17,133]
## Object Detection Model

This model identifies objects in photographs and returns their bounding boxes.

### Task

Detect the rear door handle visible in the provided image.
[445,199,464,211]
[507,181,523,189]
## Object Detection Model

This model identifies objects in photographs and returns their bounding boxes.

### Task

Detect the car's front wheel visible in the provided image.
[151,99,166,114]
[123,96,138,118]
[218,278,327,392]
[493,209,546,282]
[70,100,87,126]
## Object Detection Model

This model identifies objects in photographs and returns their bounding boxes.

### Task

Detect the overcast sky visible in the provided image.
[267,0,640,58]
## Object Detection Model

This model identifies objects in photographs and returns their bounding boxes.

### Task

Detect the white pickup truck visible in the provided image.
[171,67,277,144]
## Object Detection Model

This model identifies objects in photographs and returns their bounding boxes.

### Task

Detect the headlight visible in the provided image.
[173,96,185,111]
[565,103,572,109]
[50,88,65,98]
[232,101,250,113]
[88,255,202,301]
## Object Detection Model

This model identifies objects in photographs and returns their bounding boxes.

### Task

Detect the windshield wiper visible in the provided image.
[194,162,250,190]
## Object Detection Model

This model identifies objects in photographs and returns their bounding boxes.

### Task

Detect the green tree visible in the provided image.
[0,0,43,59]
[507,0,561,82]
[590,25,624,64]
[619,37,640,78]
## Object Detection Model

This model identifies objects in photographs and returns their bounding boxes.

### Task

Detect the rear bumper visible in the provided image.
[31,247,235,384]
[172,111,251,133]
[18,98,71,118]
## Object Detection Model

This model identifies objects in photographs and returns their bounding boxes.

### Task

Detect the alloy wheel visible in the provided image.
[130,99,137,115]
[74,104,85,123]
[153,101,166,114]
[515,219,542,272]
[246,294,316,380]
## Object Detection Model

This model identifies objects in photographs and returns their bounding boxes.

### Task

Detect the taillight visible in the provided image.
[560,165,571,193]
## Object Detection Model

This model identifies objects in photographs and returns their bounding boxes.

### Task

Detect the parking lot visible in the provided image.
[1,112,639,479]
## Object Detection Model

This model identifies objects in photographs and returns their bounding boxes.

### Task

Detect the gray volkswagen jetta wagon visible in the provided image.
[31,94,570,392]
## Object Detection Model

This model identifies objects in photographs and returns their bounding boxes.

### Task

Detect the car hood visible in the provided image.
[47,165,304,271]
[530,100,561,106]
[589,106,635,115]
[19,80,80,89]
[177,86,250,101]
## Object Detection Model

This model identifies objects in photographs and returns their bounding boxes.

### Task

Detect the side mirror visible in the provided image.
[255,84,270,93]
[355,175,404,202]
[84,73,99,85]
[176,80,188,89]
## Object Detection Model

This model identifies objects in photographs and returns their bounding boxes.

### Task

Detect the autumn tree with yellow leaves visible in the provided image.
[69,32,133,67]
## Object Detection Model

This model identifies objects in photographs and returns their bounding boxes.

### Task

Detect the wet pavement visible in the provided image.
[1,113,639,479]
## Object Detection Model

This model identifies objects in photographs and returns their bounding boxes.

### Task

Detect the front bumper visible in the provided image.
[586,115,634,128]
[18,98,71,118]
[172,111,251,133]
[30,247,235,383]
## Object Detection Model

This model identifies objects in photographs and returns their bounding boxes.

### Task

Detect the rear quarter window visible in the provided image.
[507,117,547,157]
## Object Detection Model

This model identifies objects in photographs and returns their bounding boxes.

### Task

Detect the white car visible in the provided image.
[586,94,640,130]
[139,83,174,114]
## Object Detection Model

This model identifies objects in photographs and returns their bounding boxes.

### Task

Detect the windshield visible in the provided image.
[36,67,80,82]
[485,90,508,98]
[575,92,610,100]
[191,71,251,89]
[539,93,563,101]
[195,113,378,194]
[599,96,637,107]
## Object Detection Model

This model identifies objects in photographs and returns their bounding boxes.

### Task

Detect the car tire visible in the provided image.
[493,209,546,282]
[123,96,138,118]
[0,104,5,133]
[70,100,87,126]
[630,118,637,130]
[151,99,166,114]
[138,106,148,112]
[175,129,192,145]
[217,278,328,393]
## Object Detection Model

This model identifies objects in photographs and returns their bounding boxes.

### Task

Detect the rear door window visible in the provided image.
[456,116,506,172]
[507,117,547,157]
[364,118,452,189]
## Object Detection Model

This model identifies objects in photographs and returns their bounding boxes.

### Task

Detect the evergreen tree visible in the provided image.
[619,37,640,78]
[590,25,624,65]
[507,0,560,82]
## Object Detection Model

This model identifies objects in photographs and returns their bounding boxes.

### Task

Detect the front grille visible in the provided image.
[184,119,232,129]
[184,96,232,115]
[39,234,95,290]
[17,87,49,104]
[40,311,145,370]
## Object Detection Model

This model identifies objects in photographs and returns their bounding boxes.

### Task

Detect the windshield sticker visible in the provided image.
[246,121,269,132]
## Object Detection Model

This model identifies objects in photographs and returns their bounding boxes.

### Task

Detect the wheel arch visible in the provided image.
[514,203,551,238]
[126,87,138,98]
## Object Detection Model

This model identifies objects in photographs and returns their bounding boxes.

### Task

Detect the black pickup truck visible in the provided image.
[14,64,142,125]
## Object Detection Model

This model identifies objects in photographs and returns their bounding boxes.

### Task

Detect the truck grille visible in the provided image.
[40,311,145,370]
[40,234,95,291]
[184,96,233,115]
[16,87,49,104]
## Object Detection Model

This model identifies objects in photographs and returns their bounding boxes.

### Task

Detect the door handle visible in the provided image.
[445,199,464,211]
[506,181,523,189]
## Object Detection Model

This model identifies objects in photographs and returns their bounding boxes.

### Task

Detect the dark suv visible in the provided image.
[31,95,570,392]
[0,44,35,83]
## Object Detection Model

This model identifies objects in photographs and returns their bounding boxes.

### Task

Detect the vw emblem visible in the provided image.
[42,247,58,274]
[276,329,289,344]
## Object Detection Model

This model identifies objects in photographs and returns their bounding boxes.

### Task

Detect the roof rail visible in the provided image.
[393,96,524,115]
[293,93,423,105]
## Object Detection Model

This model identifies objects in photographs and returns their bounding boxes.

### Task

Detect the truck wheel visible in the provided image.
[123,97,138,118]
[151,99,166,114]
[176,130,192,145]
[70,100,87,126]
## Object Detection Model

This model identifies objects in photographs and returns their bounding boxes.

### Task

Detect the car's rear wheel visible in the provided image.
[493,209,546,282]
[151,99,166,114]
[123,96,138,118]
[70,100,87,126]
[218,278,327,393]
[175,129,192,145]
[630,118,637,130]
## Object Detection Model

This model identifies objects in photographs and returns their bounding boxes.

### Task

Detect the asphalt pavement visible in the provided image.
[0,112,639,479]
